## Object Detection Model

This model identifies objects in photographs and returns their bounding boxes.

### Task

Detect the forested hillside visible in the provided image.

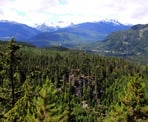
[0,39,148,121]
[88,24,148,64]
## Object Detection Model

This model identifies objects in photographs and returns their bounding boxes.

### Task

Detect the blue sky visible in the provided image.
[0,0,147,26]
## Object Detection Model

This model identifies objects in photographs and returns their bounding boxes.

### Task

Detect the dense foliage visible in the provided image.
[0,39,148,121]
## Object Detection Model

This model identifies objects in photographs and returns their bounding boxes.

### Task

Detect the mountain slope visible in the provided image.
[90,24,148,64]
[30,21,130,47]
[0,20,40,41]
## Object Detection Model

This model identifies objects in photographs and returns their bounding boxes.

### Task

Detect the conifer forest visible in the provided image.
[0,39,148,122]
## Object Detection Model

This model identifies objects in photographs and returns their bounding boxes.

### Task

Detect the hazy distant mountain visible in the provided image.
[30,20,131,47]
[0,20,40,41]
[89,24,148,64]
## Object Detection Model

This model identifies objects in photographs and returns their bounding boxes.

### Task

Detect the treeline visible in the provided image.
[0,39,148,121]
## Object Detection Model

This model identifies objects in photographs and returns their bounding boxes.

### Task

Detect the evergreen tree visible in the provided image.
[32,77,68,122]
[6,38,21,107]
[0,38,21,119]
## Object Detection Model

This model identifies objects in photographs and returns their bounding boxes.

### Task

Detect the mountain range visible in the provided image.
[0,20,130,47]
[31,21,131,47]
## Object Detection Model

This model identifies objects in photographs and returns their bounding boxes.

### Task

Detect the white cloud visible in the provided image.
[0,0,147,26]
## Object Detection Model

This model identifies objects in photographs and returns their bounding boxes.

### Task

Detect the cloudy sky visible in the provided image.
[0,0,147,26]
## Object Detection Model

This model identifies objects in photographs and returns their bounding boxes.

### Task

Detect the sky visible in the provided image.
[0,0,147,27]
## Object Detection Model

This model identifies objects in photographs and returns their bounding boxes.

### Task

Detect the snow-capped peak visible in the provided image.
[40,21,73,28]
[101,19,122,25]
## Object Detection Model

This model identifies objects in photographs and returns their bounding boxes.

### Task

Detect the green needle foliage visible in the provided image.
[104,75,148,122]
